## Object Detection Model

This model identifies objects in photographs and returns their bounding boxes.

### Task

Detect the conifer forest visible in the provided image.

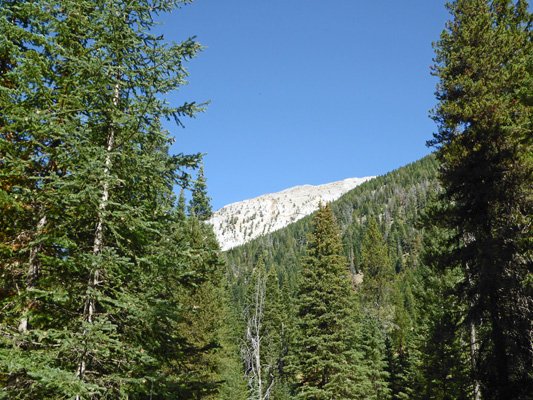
[1,1,532,399]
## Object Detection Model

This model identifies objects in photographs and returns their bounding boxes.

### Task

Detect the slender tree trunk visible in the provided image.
[242,267,268,400]
[75,81,119,395]
[18,214,47,333]
[469,317,480,400]
[464,241,481,400]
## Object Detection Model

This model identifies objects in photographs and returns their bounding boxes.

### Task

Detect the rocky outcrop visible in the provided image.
[207,177,374,250]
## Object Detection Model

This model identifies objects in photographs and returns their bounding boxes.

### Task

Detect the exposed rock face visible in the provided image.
[207,177,374,251]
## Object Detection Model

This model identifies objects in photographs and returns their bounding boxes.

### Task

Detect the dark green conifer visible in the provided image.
[0,1,217,398]
[360,216,394,322]
[356,313,391,400]
[292,203,363,399]
[429,1,533,398]
[189,165,213,221]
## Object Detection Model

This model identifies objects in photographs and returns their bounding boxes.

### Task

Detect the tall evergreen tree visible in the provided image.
[356,313,391,400]
[291,203,363,399]
[360,216,394,322]
[0,1,217,398]
[429,1,533,398]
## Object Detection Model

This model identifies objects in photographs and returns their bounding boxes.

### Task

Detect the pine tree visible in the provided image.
[429,1,533,398]
[356,313,391,400]
[360,216,394,322]
[291,203,363,399]
[189,164,213,221]
[386,273,419,400]
[0,1,216,398]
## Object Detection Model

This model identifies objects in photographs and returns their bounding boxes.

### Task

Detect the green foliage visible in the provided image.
[0,1,230,399]
[239,256,289,400]
[224,155,440,398]
[356,313,391,400]
[225,155,440,297]
[360,216,394,322]
[429,0,533,398]
[291,203,364,399]
[189,165,213,221]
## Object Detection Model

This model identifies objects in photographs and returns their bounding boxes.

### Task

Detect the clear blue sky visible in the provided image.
[158,1,452,211]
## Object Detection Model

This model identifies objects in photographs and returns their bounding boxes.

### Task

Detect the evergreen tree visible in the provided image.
[261,267,285,399]
[385,273,419,400]
[356,313,391,400]
[0,1,217,398]
[177,188,188,221]
[189,164,213,221]
[291,203,363,399]
[429,1,533,398]
[360,216,394,322]
[175,209,240,400]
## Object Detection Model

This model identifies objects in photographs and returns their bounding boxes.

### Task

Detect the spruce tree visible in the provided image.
[0,1,216,398]
[360,216,394,322]
[356,313,391,400]
[189,164,213,221]
[292,203,363,399]
[429,1,533,398]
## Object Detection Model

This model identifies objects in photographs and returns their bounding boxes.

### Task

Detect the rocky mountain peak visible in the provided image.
[207,176,374,251]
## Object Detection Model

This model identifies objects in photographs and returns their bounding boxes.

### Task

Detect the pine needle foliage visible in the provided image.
[189,165,213,221]
[292,203,363,400]
[429,0,533,398]
[0,1,221,398]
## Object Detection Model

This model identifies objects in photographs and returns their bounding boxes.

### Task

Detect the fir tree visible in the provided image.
[291,203,363,399]
[356,313,391,400]
[0,1,216,398]
[189,164,213,221]
[360,216,394,322]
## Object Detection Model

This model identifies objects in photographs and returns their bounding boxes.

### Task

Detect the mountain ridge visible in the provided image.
[207,176,375,251]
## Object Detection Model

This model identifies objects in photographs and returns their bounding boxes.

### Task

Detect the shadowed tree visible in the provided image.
[429,1,533,398]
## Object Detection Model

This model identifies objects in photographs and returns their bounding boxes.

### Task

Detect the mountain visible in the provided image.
[223,155,441,293]
[207,177,374,251]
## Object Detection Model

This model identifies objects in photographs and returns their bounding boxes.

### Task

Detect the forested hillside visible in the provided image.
[221,0,533,397]
[225,154,439,296]
[224,155,450,399]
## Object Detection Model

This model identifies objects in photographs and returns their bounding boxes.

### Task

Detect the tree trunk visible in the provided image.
[464,242,481,400]
[469,318,480,400]
[75,80,119,395]
[18,214,47,333]
[242,266,268,400]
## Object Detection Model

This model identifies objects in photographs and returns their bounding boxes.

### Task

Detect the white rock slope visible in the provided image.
[207,177,374,251]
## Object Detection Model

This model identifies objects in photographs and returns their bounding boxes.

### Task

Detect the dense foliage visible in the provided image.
[225,155,441,399]
[0,1,241,399]
[429,0,533,398]
[291,203,362,399]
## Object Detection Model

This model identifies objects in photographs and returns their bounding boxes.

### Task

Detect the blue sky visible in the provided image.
[159,1,452,211]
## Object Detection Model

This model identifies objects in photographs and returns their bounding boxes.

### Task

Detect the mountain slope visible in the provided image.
[208,177,374,251]
[224,154,440,292]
